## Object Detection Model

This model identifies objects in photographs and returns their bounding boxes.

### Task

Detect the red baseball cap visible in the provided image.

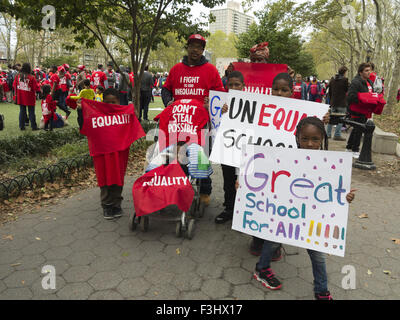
[63,64,70,70]
[57,66,66,73]
[77,65,85,71]
[188,34,206,46]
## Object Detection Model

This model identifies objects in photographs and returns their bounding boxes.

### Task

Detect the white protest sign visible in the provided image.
[232,146,353,257]
[209,90,228,145]
[209,90,329,167]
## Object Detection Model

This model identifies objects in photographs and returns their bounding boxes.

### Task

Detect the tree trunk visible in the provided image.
[383,41,400,115]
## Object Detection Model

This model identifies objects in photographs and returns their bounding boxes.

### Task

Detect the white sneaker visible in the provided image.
[352,152,360,159]
[346,149,352,152]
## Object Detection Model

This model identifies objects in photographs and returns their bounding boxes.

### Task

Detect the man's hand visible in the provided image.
[222,103,228,114]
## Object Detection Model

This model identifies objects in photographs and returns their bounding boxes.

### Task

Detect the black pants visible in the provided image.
[19,105,37,130]
[140,90,152,120]
[119,92,129,106]
[346,116,367,152]
[100,185,123,208]
[221,164,237,212]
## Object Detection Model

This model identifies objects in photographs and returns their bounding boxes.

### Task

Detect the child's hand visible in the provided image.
[322,112,330,124]
[222,103,228,114]
[346,189,357,203]
[235,179,239,190]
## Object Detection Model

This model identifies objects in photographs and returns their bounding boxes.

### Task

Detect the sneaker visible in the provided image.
[352,152,360,159]
[253,268,282,290]
[112,207,123,218]
[333,136,346,141]
[249,238,263,256]
[200,194,210,206]
[315,291,333,300]
[271,246,283,262]
[214,210,233,224]
[103,206,114,220]
[345,149,352,152]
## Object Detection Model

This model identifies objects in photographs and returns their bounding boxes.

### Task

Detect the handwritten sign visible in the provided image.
[232,146,353,257]
[209,90,329,168]
[209,90,228,144]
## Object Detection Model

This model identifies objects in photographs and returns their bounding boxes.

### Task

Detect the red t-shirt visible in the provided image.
[59,72,71,92]
[41,95,57,115]
[50,73,60,91]
[292,82,302,99]
[91,70,107,90]
[154,99,210,150]
[163,61,224,104]
[369,72,377,83]
[13,74,39,106]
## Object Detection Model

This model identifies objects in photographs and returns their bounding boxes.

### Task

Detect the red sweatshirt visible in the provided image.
[13,74,39,106]
[163,61,224,104]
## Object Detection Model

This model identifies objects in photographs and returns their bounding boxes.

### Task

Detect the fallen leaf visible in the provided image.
[176,248,181,255]
[391,238,400,245]
[367,270,372,275]
[358,213,368,219]
[2,235,13,241]
[35,237,41,241]
[383,270,391,275]
[362,226,367,230]
[21,280,25,285]
[11,263,21,267]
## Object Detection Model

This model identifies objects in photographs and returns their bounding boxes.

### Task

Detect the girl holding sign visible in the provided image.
[252,116,356,300]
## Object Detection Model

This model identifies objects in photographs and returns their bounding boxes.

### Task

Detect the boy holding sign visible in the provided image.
[250,117,356,300]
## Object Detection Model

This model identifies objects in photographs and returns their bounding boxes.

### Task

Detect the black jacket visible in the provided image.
[328,74,348,111]
[347,74,374,106]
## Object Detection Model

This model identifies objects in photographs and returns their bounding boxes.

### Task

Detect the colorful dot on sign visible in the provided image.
[324,158,327,162]
[303,174,306,177]
[306,156,310,160]
[324,243,328,247]
[322,215,325,219]
[271,218,274,222]
[333,245,337,249]
[277,159,280,163]
[301,237,304,241]
[306,239,311,243]
[312,205,316,209]
[339,159,343,163]
[289,199,293,204]
[331,165,336,169]
[295,160,298,164]
[331,213,335,218]
[315,241,319,245]
[313,166,317,170]
[340,245,343,250]
[318,177,322,181]
[270,230,273,233]
[303,223,306,226]
[273,195,277,199]
[238,199,240,202]
[245,153,247,157]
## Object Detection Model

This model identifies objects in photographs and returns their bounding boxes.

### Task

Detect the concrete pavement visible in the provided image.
[0,139,400,300]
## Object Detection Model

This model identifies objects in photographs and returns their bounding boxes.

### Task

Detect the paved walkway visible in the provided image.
[1,140,400,300]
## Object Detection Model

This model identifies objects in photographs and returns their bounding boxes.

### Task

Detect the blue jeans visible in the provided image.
[19,105,37,130]
[326,123,343,138]
[256,240,328,293]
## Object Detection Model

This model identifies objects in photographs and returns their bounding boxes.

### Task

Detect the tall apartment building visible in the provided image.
[209,1,254,35]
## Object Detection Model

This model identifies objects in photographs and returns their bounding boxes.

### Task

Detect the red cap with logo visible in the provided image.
[188,34,206,46]
[78,65,85,71]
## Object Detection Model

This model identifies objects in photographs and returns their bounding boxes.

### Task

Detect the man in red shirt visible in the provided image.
[161,34,225,206]
[52,66,71,118]
[92,64,108,91]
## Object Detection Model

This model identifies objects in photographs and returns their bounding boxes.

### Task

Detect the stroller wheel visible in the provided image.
[140,216,149,232]
[186,219,196,240]
[176,221,183,238]
[128,212,137,231]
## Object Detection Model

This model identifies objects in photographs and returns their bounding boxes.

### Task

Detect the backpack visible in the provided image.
[373,76,383,94]
[310,83,318,96]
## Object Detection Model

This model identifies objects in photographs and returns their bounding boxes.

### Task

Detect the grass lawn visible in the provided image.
[0,96,164,140]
